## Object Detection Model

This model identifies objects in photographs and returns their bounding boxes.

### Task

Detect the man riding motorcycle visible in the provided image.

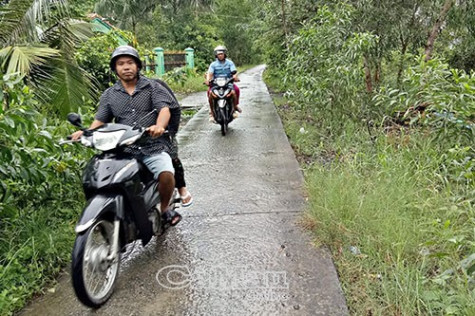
[205,45,241,123]
[71,45,185,225]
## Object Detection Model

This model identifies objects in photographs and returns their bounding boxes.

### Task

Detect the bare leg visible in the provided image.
[231,91,241,113]
[158,171,175,213]
[208,95,215,119]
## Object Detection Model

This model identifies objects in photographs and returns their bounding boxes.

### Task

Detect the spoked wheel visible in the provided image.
[71,219,119,307]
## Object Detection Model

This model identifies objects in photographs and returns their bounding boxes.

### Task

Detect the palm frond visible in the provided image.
[0,0,67,45]
[36,56,97,116]
[0,45,59,76]
[39,19,93,50]
[95,0,121,19]
[67,20,94,43]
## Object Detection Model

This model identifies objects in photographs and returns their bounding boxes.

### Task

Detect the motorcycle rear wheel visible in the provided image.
[71,219,119,307]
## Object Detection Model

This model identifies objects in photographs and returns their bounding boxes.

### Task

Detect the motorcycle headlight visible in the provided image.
[216,77,227,87]
[80,136,92,147]
[120,134,141,146]
[93,130,125,151]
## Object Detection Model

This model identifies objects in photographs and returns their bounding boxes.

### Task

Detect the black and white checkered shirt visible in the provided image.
[95,76,180,157]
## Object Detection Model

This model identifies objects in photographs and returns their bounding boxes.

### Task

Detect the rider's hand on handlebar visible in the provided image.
[70,130,84,141]
[146,125,165,138]
[204,80,210,86]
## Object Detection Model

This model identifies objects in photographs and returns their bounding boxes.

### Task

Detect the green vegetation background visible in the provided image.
[1,0,473,315]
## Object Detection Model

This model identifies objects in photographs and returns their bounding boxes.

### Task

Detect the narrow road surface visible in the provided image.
[19,65,348,315]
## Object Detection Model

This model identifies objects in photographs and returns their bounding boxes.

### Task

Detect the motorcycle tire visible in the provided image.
[221,122,227,136]
[219,108,227,136]
[71,219,120,307]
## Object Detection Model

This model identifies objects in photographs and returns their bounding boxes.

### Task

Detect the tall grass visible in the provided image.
[0,206,78,314]
[284,112,474,314]
[306,134,473,312]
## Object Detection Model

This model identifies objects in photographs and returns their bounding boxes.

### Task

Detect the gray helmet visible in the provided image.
[110,45,142,71]
[213,45,227,57]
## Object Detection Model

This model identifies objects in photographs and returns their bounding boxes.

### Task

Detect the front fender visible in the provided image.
[75,194,123,233]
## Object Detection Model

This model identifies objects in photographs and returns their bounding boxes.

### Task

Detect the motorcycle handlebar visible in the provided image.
[206,77,236,86]
[59,138,80,145]
[61,128,169,146]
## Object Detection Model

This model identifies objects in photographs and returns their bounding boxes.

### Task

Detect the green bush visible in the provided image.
[75,30,136,90]
[0,77,88,315]
[283,4,379,136]
[374,55,474,187]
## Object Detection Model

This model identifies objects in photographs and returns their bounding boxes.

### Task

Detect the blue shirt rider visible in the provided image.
[205,45,241,122]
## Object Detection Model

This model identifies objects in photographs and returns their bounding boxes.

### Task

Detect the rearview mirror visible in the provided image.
[67,113,83,128]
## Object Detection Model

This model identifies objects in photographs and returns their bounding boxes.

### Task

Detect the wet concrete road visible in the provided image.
[19,65,348,315]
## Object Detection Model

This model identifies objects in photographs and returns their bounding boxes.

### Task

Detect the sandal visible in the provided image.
[180,192,194,207]
[162,209,182,227]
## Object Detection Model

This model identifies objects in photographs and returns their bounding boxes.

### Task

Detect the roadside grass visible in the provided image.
[167,73,209,94]
[306,144,474,315]
[0,205,78,315]
[270,92,475,315]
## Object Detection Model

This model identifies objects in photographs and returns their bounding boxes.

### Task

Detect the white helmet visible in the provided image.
[213,45,227,57]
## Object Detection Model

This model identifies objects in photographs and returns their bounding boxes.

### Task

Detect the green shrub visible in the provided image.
[0,77,88,315]
[283,4,378,135]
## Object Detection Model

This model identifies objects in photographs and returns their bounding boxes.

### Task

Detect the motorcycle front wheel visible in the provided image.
[219,108,227,136]
[71,219,120,307]
[221,122,227,136]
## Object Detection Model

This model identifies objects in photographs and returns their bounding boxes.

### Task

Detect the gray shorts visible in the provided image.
[141,152,174,180]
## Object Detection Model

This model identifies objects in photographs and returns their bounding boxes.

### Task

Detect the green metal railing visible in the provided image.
[143,47,194,77]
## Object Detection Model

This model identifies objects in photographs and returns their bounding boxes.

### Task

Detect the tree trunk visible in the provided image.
[363,56,373,93]
[397,39,408,85]
[397,3,420,84]
[374,62,381,85]
[424,0,454,61]
[281,0,288,47]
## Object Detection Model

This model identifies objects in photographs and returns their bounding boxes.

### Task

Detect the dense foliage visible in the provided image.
[0,75,89,313]
[95,0,260,70]
[75,29,135,90]
[1,0,474,315]
[263,1,474,314]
